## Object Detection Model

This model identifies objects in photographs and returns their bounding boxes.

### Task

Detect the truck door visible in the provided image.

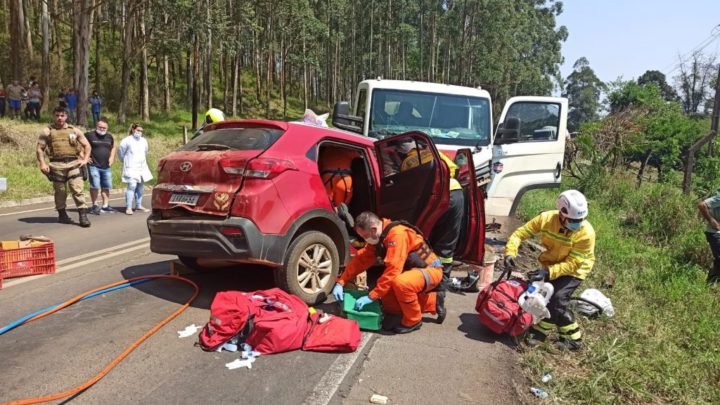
[486,97,568,217]
[374,132,449,236]
[453,149,485,264]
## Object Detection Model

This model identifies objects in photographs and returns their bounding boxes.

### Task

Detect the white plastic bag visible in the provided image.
[574,288,614,317]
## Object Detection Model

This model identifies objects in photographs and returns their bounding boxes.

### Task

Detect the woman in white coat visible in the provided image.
[118,124,153,215]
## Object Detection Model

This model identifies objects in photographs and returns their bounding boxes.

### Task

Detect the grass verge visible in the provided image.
[516,175,720,404]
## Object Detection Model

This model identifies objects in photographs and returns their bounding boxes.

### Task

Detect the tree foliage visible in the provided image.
[562,57,605,132]
[0,0,568,124]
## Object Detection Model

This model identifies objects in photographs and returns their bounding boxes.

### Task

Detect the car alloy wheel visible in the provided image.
[296,243,333,294]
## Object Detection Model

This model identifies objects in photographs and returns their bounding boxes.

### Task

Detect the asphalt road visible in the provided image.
[0,194,523,405]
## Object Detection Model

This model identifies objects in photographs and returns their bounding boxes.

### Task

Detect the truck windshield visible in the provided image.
[368,89,491,147]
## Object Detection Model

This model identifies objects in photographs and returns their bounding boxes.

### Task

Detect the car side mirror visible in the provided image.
[332,102,364,134]
[494,117,521,145]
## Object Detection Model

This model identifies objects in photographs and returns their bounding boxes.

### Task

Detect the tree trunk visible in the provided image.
[186,49,192,108]
[302,29,308,109]
[41,0,50,111]
[683,65,720,194]
[192,32,200,130]
[232,50,239,117]
[163,55,171,112]
[73,0,95,128]
[9,0,25,81]
[118,0,136,125]
[205,0,213,108]
[23,0,34,61]
[139,4,149,122]
[94,6,101,94]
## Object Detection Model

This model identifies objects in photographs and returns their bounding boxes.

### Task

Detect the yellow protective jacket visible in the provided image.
[505,210,595,280]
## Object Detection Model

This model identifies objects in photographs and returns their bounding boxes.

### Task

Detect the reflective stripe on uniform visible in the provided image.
[438,255,454,264]
[558,322,582,341]
[532,320,555,336]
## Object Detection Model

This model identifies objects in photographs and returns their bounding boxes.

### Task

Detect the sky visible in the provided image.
[557,0,720,84]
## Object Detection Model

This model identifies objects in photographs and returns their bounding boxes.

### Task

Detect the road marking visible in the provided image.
[0,197,128,217]
[56,237,150,266]
[2,240,151,289]
[303,332,373,405]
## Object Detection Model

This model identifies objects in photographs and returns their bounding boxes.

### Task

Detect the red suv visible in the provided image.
[148,120,485,304]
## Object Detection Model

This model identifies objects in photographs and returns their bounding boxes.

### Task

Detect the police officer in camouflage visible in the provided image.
[36,106,92,227]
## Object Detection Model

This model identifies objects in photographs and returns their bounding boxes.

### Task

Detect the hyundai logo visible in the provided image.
[180,162,193,172]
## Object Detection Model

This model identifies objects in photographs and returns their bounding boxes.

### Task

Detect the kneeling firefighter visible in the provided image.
[332,211,446,333]
[504,190,596,351]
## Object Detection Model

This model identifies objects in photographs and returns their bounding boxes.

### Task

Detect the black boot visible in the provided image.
[58,209,73,224]
[707,263,720,284]
[393,322,422,334]
[459,271,480,292]
[436,290,447,324]
[78,208,91,228]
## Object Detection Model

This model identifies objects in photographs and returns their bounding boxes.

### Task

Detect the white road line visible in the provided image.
[303,333,373,405]
[56,237,150,266]
[0,197,128,217]
[2,241,151,289]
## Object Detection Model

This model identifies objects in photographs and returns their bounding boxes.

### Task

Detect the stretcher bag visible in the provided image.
[199,291,254,351]
[475,266,533,336]
[302,312,361,353]
[245,288,310,354]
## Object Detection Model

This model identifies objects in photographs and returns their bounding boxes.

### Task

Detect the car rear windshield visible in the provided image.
[179,127,285,151]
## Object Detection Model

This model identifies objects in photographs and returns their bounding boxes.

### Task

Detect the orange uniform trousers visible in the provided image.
[320,149,359,206]
[321,172,353,206]
[379,266,444,327]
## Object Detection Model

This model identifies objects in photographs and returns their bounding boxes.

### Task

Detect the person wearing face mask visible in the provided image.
[85,117,116,214]
[503,189,595,351]
[118,124,153,215]
[331,211,446,334]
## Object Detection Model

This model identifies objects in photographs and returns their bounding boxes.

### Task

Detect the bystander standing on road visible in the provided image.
[698,192,720,283]
[0,84,6,118]
[65,88,77,124]
[88,91,103,126]
[118,123,152,215]
[26,82,42,122]
[85,118,116,215]
[6,80,23,120]
[36,106,92,227]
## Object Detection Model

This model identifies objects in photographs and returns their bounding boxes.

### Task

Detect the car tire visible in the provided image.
[276,231,339,305]
[178,256,207,272]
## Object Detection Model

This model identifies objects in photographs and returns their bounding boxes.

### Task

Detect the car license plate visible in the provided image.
[169,192,200,206]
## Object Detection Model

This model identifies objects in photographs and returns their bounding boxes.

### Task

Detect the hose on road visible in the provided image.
[0,274,200,405]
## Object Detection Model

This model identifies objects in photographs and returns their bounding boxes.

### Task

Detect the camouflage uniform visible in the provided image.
[38,124,89,216]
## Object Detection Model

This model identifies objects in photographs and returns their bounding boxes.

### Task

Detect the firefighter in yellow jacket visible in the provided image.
[36,106,92,227]
[332,211,446,333]
[504,190,595,351]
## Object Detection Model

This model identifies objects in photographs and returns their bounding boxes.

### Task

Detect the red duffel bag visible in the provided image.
[475,267,533,337]
[302,312,361,353]
[245,288,311,354]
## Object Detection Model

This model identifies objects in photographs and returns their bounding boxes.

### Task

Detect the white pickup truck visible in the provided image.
[332,79,568,216]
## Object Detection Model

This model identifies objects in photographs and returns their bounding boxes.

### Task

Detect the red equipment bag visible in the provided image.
[199,291,254,351]
[245,288,311,354]
[302,313,362,353]
[475,267,533,337]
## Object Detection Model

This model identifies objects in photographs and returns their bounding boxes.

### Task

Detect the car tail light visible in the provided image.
[243,158,298,179]
[220,226,244,236]
[219,158,249,175]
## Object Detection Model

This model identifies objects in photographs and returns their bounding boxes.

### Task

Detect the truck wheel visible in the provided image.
[276,231,339,305]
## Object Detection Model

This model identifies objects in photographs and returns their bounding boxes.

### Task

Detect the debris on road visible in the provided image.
[369,393,388,404]
[177,324,201,338]
[225,357,255,370]
[542,373,552,383]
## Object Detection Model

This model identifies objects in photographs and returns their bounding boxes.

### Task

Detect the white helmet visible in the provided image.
[556,190,588,220]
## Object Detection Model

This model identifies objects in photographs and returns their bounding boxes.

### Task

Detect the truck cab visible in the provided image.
[333,79,568,217]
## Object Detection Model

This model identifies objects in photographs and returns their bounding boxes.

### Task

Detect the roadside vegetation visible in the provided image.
[516,77,720,403]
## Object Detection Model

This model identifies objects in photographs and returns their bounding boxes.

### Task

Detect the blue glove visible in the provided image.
[528,268,549,282]
[332,283,344,301]
[354,295,375,310]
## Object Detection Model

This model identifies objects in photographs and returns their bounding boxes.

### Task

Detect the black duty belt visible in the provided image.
[50,157,78,163]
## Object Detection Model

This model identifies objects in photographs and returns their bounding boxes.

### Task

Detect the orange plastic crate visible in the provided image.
[0,241,55,288]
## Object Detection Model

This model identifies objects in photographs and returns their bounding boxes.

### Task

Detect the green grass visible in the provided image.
[516,174,720,404]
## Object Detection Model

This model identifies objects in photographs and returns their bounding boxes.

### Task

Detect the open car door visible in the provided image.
[452,149,485,265]
[486,96,568,217]
[374,132,449,236]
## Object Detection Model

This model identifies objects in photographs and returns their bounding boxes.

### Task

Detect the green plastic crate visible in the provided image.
[343,289,383,331]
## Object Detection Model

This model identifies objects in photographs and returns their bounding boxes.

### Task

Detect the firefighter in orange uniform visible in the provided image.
[319,148,360,208]
[332,211,447,333]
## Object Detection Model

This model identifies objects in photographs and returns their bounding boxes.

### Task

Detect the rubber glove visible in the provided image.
[332,283,344,301]
[528,268,549,282]
[504,255,516,268]
[354,295,374,310]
